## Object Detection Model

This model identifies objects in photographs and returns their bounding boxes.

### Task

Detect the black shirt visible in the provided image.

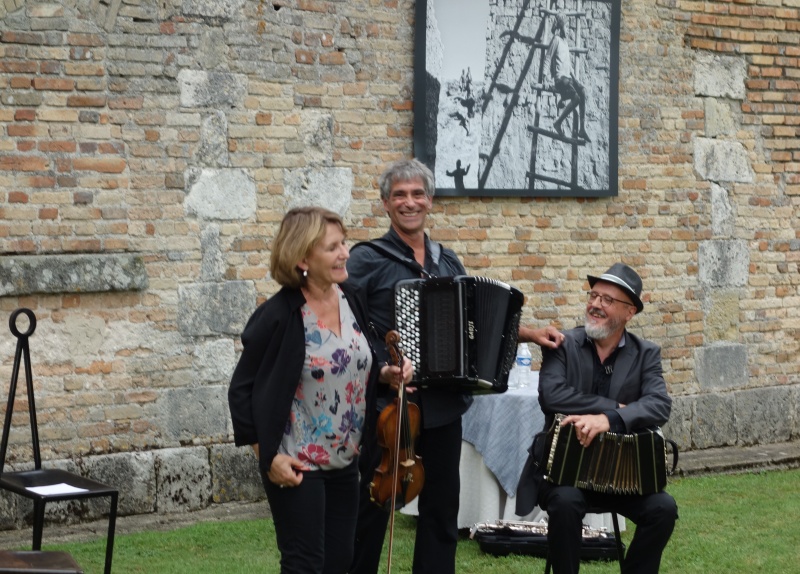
[582,332,626,433]
[346,227,471,428]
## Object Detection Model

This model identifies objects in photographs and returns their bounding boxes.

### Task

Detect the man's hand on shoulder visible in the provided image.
[519,324,565,349]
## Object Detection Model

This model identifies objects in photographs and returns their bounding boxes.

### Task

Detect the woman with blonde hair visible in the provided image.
[229,206,412,573]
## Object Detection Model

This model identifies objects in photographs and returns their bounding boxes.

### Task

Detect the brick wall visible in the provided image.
[0,0,799,519]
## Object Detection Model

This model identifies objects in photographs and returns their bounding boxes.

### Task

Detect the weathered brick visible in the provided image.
[233,238,268,251]
[21,175,56,188]
[38,140,77,153]
[66,33,104,47]
[14,109,36,121]
[64,62,105,76]
[1,32,44,45]
[67,95,107,107]
[108,96,144,110]
[7,124,40,137]
[37,109,80,122]
[320,51,346,65]
[0,61,38,73]
[8,191,28,203]
[10,76,31,88]
[295,49,315,64]
[72,157,127,173]
[39,61,62,75]
[73,191,93,204]
[0,156,49,171]
[32,77,75,91]
[79,110,101,123]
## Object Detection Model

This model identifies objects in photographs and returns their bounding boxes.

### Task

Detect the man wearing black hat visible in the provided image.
[516,263,677,574]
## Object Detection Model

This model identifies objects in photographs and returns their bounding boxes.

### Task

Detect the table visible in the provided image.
[403,375,623,532]
[457,382,544,528]
[462,382,544,498]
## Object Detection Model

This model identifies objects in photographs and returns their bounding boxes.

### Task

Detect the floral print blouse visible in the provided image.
[279,286,372,470]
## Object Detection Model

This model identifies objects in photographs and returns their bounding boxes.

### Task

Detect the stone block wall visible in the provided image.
[0,445,265,528]
[0,0,799,522]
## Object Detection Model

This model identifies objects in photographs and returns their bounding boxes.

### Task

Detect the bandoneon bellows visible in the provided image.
[544,414,669,495]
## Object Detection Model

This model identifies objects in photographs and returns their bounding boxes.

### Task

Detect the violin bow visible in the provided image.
[385,330,405,574]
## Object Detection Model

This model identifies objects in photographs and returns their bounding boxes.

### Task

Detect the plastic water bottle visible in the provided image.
[515,343,533,388]
[507,361,519,389]
[507,343,532,389]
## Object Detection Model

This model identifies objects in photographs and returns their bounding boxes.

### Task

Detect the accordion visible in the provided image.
[393,275,524,393]
[543,414,677,495]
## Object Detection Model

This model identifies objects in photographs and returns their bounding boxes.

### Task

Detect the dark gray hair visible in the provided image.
[378,158,435,201]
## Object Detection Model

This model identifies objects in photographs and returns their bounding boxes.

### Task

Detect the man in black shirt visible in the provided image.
[348,158,562,574]
[516,263,677,574]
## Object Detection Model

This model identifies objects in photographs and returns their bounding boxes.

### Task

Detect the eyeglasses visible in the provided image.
[586,290,635,308]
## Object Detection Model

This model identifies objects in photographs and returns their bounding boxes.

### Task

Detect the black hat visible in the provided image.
[587,263,644,313]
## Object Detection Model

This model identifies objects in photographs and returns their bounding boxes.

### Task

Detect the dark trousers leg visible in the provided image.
[412,419,462,574]
[539,483,585,574]
[265,462,359,574]
[596,491,677,574]
[539,482,678,574]
[350,439,390,574]
[350,418,463,574]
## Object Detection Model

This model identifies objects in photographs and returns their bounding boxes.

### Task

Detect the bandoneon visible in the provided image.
[544,414,669,495]
[393,275,524,393]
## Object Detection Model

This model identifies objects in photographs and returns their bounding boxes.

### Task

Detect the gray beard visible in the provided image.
[585,311,622,341]
[585,322,612,340]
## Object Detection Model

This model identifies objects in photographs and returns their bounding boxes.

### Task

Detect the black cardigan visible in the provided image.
[227,282,380,473]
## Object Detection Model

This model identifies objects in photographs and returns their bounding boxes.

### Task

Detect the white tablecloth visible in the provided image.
[403,377,623,531]
[462,383,544,497]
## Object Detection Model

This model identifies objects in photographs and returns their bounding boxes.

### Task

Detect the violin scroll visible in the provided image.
[385,330,403,366]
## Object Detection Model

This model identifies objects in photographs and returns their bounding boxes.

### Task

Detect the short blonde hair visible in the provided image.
[270,207,347,289]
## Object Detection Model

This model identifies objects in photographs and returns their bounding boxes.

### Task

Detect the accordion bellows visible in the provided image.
[544,414,669,495]
[393,275,524,393]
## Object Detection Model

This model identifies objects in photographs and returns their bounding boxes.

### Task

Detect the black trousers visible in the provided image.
[350,418,462,574]
[538,481,678,574]
[263,462,359,574]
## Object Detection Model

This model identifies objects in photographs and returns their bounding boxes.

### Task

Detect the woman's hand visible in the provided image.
[379,357,415,393]
[267,453,311,488]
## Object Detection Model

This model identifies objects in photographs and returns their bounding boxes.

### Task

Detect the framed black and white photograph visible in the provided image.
[414,0,620,197]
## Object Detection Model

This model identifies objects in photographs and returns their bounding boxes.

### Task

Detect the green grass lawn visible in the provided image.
[32,468,800,573]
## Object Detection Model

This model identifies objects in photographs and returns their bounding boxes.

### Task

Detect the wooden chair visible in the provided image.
[1,309,118,574]
[543,509,624,574]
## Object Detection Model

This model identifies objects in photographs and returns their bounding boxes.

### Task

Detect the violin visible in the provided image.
[369,330,424,572]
